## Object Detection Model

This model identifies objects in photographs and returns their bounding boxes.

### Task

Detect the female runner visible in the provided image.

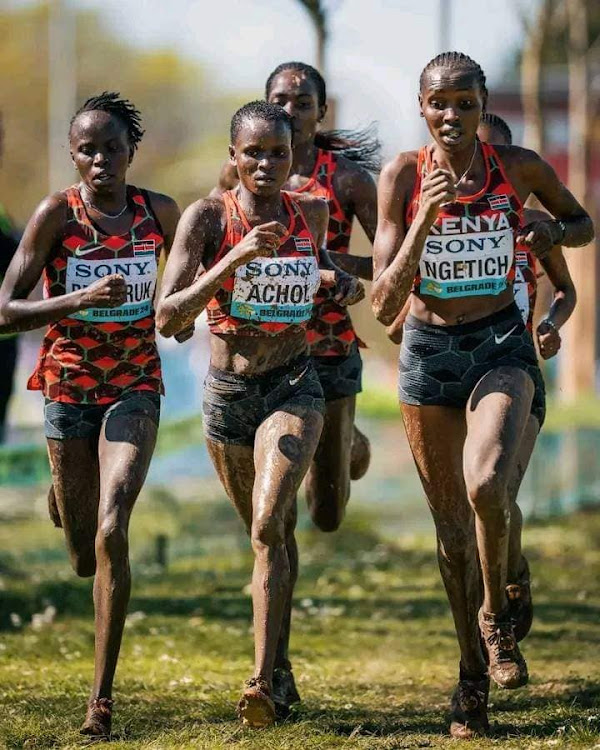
[0,93,180,737]
[218,61,379,533]
[157,101,361,727]
[372,53,593,738]
[477,112,576,643]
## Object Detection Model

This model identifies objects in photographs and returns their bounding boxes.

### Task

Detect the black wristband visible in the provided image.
[552,219,567,244]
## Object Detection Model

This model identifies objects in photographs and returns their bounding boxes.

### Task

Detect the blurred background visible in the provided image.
[0,3,600,746]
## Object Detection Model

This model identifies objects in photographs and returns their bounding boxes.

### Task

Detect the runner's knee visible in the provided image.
[464,466,509,519]
[251,513,286,552]
[95,510,129,564]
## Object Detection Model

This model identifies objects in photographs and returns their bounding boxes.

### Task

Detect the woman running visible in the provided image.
[372,53,593,738]
[217,61,379,533]
[478,112,576,643]
[0,93,180,737]
[157,101,360,727]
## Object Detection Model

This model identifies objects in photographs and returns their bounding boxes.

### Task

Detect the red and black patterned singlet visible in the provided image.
[206,190,321,336]
[28,185,164,404]
[406,142,522,300]
[513,241,537,333]
[292,149,360,357]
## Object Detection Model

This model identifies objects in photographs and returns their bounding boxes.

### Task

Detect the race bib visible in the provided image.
[66,252,157,322]
[231,256,320,323]
[419,227,514,299]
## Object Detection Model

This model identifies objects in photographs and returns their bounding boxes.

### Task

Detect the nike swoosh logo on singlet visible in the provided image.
[494,325,518,345]
[75,246,102,257]
[289,366,309,386]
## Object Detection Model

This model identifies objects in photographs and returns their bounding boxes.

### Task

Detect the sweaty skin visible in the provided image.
[157,114,330,704]
[0,109,180,722]
[214,69,376,539]
[372,65,593,683]
[477,120,577,582]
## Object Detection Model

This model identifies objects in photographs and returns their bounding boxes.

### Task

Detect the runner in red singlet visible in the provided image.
[157,101,362,727]
[477,112,576,643]
[216,62,378,534]
[372,53,593,738]
[0,93,181,738]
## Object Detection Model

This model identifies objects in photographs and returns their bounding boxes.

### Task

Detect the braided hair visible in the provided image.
[69,92,144,151]
[479,112,513,145]
[265,61,381,173]
[230,100,294,144]
[419,52,488,104]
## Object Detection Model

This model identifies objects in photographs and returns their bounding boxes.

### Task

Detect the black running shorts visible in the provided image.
[203,356,325,446]
[44,391,161,440]
[312,342,363,402]
[398,303,546,426]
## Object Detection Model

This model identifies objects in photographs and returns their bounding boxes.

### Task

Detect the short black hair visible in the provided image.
[230,100,293,144]
[69,91,144,151]
[266,61,326,108]
[479,112,513,145]
[419,51,488,102]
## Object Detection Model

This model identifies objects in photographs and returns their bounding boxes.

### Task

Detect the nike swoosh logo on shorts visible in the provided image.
[494,325,518,345]
[289,366,309,386]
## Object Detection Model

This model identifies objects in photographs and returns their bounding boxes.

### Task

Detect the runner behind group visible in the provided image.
[157,101,363,727]
[372,52,593,739]
[0,93,180,738]
[217,61,380,533]
[477,111,576,641]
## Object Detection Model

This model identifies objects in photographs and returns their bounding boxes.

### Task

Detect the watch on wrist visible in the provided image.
[540,318,558,334]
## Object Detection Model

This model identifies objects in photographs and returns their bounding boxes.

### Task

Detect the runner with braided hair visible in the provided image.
[0,92,181,737]
[372,51,592,738]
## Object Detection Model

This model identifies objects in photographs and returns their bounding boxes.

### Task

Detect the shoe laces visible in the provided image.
[245,677,270,694]
[506,583,522,601]
[88,698,113,716]
[484,620,517,660]
[456,680,486,712]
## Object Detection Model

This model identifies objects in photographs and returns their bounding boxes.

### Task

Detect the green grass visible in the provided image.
[0,491,599,749]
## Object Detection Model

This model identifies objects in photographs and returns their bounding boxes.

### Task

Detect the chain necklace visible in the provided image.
[451,140,478,189]
[81,186,128,219]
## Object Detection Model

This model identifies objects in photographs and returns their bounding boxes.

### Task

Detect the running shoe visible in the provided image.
[237,677,276,728]
[506,555,533,642]
[350,426,371,481]
[80,697,113,737]
[272,663,301,718]
[449,670,490,739]
[478,608,528,689]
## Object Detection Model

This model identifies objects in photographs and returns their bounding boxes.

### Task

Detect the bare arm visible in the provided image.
[371,153,455,324]
[156,199,286,338]
[386,297,411,345]
[0,194,126,334]
[511,148,594,257]
[328,160,377,280]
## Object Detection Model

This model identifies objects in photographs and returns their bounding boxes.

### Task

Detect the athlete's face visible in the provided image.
[477,122,510,147]
[70,111,132,193]
[267,70,326,147]
[419,68,486,152]
[230,118,293,196]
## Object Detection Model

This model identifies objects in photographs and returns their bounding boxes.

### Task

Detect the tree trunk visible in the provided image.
[559,0,595,399]
[520,0,552,154]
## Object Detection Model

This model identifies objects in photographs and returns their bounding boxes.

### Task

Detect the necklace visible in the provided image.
[81,186,128,219]
[451,140,478,189]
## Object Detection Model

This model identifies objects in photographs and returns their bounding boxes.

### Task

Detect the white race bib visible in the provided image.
[231,256,320,323]
[66,253,157,322]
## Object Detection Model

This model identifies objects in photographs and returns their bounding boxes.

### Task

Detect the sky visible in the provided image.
[8,0,531,157]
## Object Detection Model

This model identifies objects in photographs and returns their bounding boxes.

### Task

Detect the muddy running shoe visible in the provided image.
[350,426,371,481]
[47,485,62,528]
[272,663,301,718]
[450,671,490,739]
[80,697,113,737]
[506,556,533,642]
[479,609,528,689]
[237,677,276,728]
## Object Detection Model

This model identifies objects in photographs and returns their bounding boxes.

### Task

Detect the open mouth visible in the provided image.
[441,130,462,144]
[93,172,113,182]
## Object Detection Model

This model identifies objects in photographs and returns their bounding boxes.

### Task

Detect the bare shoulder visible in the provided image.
[292,192,328,221]
[143,189,180,229]
[379,150,419,196]
[25,191,69,237]
[494,144,548,177]
[181,196,225,228]
[334,154,377,196]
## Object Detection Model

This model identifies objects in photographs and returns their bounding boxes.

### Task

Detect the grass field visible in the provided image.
[0,489,599,749]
